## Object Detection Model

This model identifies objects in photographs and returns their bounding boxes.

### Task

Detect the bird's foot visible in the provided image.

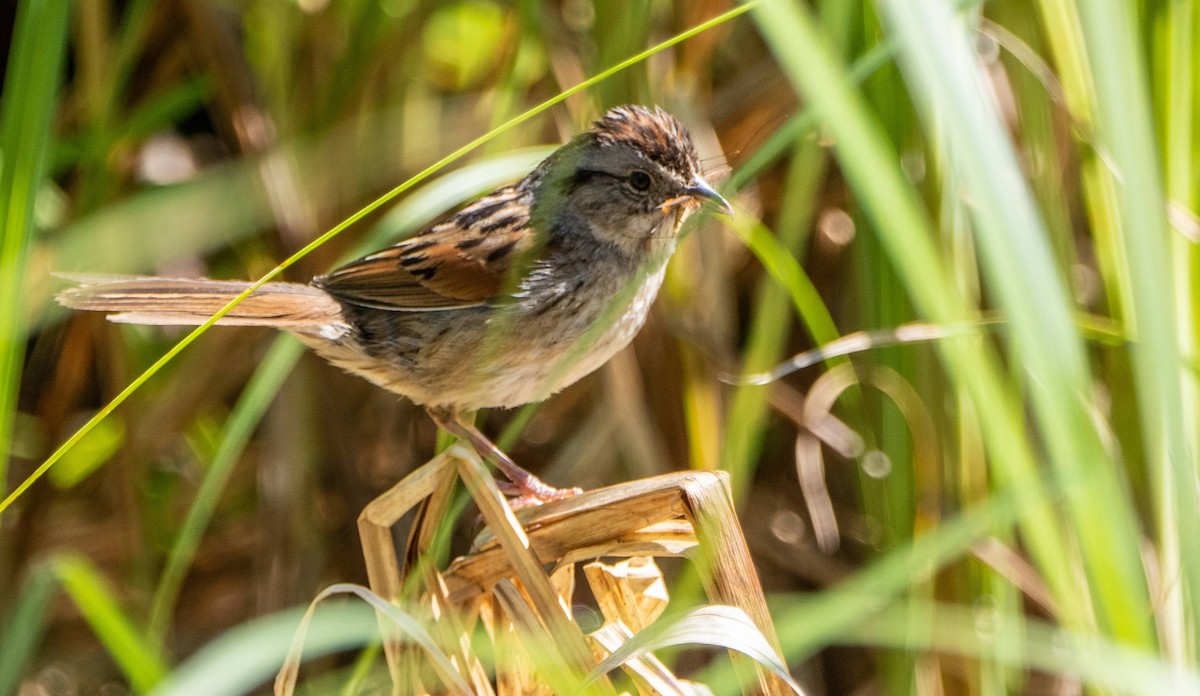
[496,476,582,508]
[429,407,582,507]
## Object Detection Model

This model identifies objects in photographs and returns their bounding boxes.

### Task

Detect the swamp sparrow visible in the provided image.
[58,105,731,501]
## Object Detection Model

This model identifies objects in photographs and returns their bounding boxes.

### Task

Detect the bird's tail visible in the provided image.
[56,274,344,328]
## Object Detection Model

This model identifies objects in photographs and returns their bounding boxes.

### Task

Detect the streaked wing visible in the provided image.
[315,184,534,311]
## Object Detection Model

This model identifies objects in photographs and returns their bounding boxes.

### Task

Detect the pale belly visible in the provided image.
[297,266,667,412]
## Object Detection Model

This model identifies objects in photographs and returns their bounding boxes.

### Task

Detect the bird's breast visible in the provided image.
[303,253,671,412]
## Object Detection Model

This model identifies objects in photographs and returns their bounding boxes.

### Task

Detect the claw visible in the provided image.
[428,408,581,505]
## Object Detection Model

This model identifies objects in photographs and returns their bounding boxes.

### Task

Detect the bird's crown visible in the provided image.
[590,105,701,180]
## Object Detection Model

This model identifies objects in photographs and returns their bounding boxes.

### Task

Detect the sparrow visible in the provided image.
[58,105,731,501]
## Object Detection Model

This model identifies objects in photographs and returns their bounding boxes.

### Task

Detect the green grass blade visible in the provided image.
[1077,0,1200,649]
[53,555,170,693]
[729,214,841,351]
[698,491,1024,693]
[849,602,1199,695]
[876,0,1153,645]
[150,602,379,696]
[749,0,1083,626]
[0,563,57,694]
[1158,0,1199,661]
[1034,2,1131,324]
[0,0,70,493]
[147,337,305,648]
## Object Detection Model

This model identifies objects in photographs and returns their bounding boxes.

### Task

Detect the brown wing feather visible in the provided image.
[315,184,535,311]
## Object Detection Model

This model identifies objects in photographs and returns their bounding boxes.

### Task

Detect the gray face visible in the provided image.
[529,117,707,258]
[561,140,695,250]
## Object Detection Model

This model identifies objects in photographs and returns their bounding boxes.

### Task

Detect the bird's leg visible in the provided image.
[426,408,581,503]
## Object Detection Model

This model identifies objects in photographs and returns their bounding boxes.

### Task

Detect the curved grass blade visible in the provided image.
[274,583,473,696]
[149,601,379,696]
[584,605,805,695]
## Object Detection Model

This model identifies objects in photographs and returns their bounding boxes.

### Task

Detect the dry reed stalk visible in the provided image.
[356,445,792,695]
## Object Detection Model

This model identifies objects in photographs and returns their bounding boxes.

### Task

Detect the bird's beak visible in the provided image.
[685,175,734,216]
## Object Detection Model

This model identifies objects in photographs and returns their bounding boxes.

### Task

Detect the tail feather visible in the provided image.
[56,274,344,328]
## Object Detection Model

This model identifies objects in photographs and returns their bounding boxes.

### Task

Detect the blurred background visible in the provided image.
[3,0,1198,694]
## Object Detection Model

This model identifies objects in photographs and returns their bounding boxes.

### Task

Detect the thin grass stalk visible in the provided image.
[750,0,1085,627]
[980,547,1023,694]
[1157,0,1199,666]
[852,21,926,670]
[984,8,1079,275]
[858,0,925,506]
[854,238,926,684]
[1033,0,1132,323]
[0,0,70,496]
[858,12,930,669]
[721,144,827,497]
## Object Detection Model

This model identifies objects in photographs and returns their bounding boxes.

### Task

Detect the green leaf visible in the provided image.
[0,563,57,694]
[0,0,70,498]
[53,555,170,693]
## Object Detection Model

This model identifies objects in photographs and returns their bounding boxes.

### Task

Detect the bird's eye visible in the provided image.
[628,170,652,192]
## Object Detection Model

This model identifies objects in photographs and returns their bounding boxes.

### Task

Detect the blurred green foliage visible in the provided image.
[2,0,1199,694]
